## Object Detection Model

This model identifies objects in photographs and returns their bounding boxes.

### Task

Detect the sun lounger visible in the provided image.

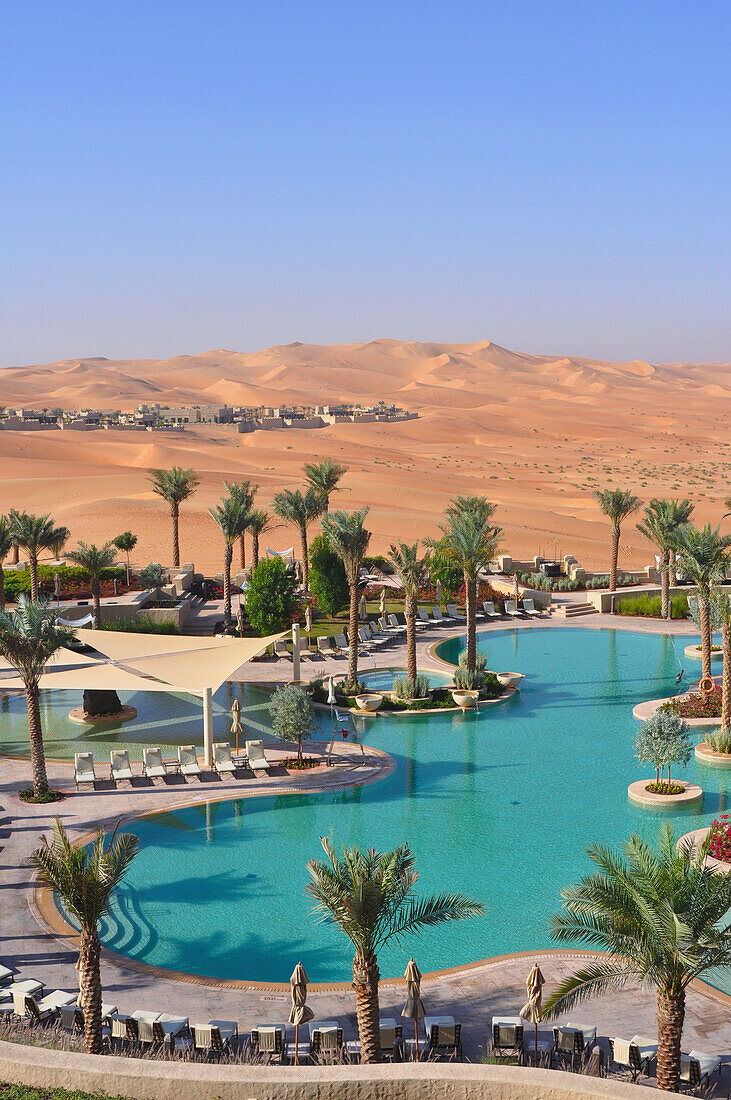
[59,1003,118,1034]
[274,640,292,660]
[142,746,166,780]
[213,742,236,775]
[251,1024,285,1060]
[15,989,76,1022]
[0,964,14,986]
[416,607,433,628]
[680,1050,723,1091]
[246,739,270,775]
[309,1021,344,1057]
[178,745,202,779]
[369,620,394,644]
[8,979,43,1000]
[378,616,401,637]
[482,601,503,621]
[334,633,350,652]
[447,603,467,623]
[505,600,524,619]
[431,606,453,625]
[553,1024,596,1067]
[609,1035,658,1081]
[74,752,96,791]
[388,614,407,634]
[492,1016,524,1061]
[191,1020,238,1054]
[425,1015,462,1059]
[317,635,338,657]
[110,749,133,785]
[363,623,389,648]
[346,1017,402,1060]
[522,599,542,618]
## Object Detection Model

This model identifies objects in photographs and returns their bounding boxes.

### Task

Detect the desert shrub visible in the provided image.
[245,558,298,635]
[309,534,348,615]
[393,673,430,700]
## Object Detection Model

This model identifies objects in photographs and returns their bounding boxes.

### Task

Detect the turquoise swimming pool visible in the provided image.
[83,627,730,988]
[357,666,453,692]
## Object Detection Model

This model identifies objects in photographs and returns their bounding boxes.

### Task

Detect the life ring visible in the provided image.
[699,675,715,695]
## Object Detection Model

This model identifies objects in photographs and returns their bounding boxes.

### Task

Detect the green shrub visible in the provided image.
[706,728,731,754]
[101,618,180,634]
[616,593,689,619]
[308,534,348,615]
[246,558,298,635]
[393,673,430,700]
[363,554,393,575]
[454,650,487,690]
[3,564,124,601]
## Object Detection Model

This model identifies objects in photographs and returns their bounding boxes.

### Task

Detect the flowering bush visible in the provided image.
[661,686,721,719]
[645,781,684,795]
[708,815,731,863]
[281,756,319,770]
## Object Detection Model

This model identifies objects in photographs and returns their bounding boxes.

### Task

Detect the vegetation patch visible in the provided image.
[660,685,721,718]
[101,619,180,634]
[616,593,689,618]
[0,1085,132,1100]
[281,756,320,770]
[645,781,685,795]
[19,788,65,804]
[708,815,731,863]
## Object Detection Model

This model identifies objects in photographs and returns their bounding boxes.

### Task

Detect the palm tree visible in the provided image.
[673,524,731,678]
[542,825,731,1092]
[112,531,138,585]
[247,509,273,570]
[272,487,324,593]
[593,489,642,596]
[224,480,257,569]
[49,525,70,560]
[0,515,12,612]
[307,838,483,1063]
[209,496,249,627]
[148,466,200,568]
[388,541,431,685]
[429,497,501,672]
[321,508,371,688]
[303,459,348,512]
[8,508,20,565]
[636,499,694,619]
[30,818,139,1054]
[66,542,117,628]
[10,511,66,600]
[710,591,731,744]
[0,597,73,798]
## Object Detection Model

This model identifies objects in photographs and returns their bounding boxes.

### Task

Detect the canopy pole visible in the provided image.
[292,623,301,683]
[202,686,214,767]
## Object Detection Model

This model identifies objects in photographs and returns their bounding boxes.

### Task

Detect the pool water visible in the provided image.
[76,627,730,989]
[358,667,453,692]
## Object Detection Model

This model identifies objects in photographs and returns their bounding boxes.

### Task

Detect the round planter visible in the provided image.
[496,672,525,690]
[451,690,479,709]
[632,696,721,728]
[627,779,703,808]
[683,644,723,662]
[354,693,383,713]
[677,827,731,872]
[695,742,731,768]
[68,705,138,725]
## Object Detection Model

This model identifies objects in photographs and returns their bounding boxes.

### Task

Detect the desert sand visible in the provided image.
[1,339,729,574]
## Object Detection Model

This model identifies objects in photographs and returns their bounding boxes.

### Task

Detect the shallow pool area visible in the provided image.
[66,626,730,992]
[357,666,453,692]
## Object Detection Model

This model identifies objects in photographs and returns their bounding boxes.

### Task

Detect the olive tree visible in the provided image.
[268,683,321,763]
[634,710,692,786]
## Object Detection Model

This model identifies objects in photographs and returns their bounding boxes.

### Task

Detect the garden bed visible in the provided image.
[708,815,731,864]
[660,685,721,719]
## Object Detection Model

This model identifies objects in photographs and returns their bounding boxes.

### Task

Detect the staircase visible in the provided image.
[555,601,598,618]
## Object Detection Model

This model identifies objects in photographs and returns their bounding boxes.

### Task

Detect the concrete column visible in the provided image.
[202,686,214,767]
[292,623,301,683]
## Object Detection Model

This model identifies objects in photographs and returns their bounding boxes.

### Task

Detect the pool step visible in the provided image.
[557,601,598,618]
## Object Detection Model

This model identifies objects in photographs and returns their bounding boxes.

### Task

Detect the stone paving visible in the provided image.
[2,606,728,1076]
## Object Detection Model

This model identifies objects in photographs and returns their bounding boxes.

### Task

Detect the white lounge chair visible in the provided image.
[178,745,202,779]
[333,633,349,652]
[317,635,338,657]
[346,1017,402,1060]
[246,740,270,775]
[482,601,503,621]
[274,640,292,660]
[680,1050,723,1091]
[416,607,433,628]
[447,603,467,623]
[0,964,13,985]
[191,1020,238,1053]
[431,606,453,625]
[369,620,394,644]
[387,614,407,635]
[491,1016,524,1061]
[7,979,43,999]
[143,746,166,780]
[609,1035,658,1081]
[251,1024,285,1060]
[14,989,76,1022]
[213,742,236,775]
[110,749,133,785]
[74,752,96,791]
[522,599,542,618]
[378,615,401,637]
[505,600,524,619]
[364,623,389,648]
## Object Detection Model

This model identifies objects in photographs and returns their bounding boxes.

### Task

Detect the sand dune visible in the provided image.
[0,339,729,573]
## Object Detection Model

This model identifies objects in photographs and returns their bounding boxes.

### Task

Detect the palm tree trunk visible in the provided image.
[609,526,620,595]
[656,988,684,1091]
[0,564,4,612]
[660,549,670,620]
[171,503,180,568]
[125,554,131,587]
[722,619,731,734]
[352,952,381,1063]
[252,533,260,570]
[239,534,246,571]
[26,684,49,798]
[79,927,103,1055]
[223,543,233,627]
[406,592,417,684]
[92,579,101,629]
[29,553,39,601]
[465,575,477,672]
[300,528,309,592]
[347,582,359,688]
[11,542,19,565]
[699,595,712,679]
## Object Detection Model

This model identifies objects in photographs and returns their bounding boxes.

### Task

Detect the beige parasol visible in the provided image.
[359,593,367,621]
[435,578,442,604]
[401,957,425,1057]
[305,604,313,641]
[513,572,520,605]
[231,698,242,754]
[379,587,386,616]
[288,961,314,1065]
[520,962,545,1060]
[236,606,245,636]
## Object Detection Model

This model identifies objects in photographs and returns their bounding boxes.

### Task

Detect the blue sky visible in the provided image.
[1,1,729,367]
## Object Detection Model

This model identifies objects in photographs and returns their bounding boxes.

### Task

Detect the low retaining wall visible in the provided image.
[0,1040,648,1100]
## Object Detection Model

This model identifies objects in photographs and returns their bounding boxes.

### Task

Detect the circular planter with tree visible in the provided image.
[630,711,701,807]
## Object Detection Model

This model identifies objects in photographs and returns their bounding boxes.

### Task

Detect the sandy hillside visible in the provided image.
[1,339,729,574]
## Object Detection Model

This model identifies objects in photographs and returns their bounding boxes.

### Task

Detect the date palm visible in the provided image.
[388,541,431,684]
[636,499,694,620]
[303,458,347,512]
[0,597,73,797]
[307,838,483,1063]
[10,511,66,600]
[30,817,139,1054]
[224,479,257,569]
[673,523,731,678]
[542,825,731,1092]
[593,489,641,596]
[710,591,731,744]
[429,497,501,671]
[148,466,199,568]
[321,508,371,688]
[0,515,12,612]
[272,487,324,593]
[66,542,117,628]
[247,508,273,570]
[209,496,249,627]
[112,531,138,586]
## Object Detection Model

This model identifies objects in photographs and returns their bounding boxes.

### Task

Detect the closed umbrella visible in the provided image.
[401,957,425,1058]
[54,571,61,604]
[236,606,245,636]
[231,698,242,755]
[520,962,545,1060]
[305,604,313,642]
[288,961,314,1065]
[513,572,520,606]
[379,587,386,616]
[435,579,442,604]
[360,593,367,621]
